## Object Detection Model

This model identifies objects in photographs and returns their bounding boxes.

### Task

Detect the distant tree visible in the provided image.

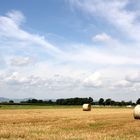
[9,100,14,103]
[56,97,93,105]
[38,100,43,103]
[110,100,115,106]
[56,99,65,105]
[105,98,112,105]
[48,100,53,104]
[88,97,93,104]
[127,101,133,106]
[122,101,127,106]
[26,99,38,103]
[136,98,140,104]
[98,98,104,105]
[31,99,38,103]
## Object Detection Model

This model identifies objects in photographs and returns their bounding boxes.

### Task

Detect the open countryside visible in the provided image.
[1,0,140,139]
[0,96,140,140]
[0,106,140,140]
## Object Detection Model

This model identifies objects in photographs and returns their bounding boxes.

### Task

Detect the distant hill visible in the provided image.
[12,98,33,103]
[0,97,10,102]
[0,97,56,103]
[0,97,32,103]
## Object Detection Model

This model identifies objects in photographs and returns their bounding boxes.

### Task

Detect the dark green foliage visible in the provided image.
[105,98,112,105]
[56,97,93,105]
[99,98,104,105]
[9,100,14,103]
[1,97,137,106]
[97,99,135,106]
[136,98,140,104]
[21,97,93,105]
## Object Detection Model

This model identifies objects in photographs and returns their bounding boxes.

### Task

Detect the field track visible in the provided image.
[0,107,140,140]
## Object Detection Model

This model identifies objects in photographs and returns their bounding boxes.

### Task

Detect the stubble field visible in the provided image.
[0,106,140,140]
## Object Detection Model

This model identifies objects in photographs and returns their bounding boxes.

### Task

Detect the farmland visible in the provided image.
[0,106,140,140]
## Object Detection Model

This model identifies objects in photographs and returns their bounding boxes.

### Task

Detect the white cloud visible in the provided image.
[6,10,25,25]
[125,72,140,83]
[10,56,32,66]
[1,9,140,100]
[0,10,61,54]
[63,44,140,65]
[112,80,132,88]
[92,33,111,42]
[68,0,140,41]
[82,72,102,87]
[1,71,80,90]
[4,72,29,85]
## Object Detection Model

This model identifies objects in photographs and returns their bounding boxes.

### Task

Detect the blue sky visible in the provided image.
[0,0,140,101]
[0,0,94,44]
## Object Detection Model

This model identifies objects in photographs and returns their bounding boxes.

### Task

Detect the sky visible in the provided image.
[0,0,140,101]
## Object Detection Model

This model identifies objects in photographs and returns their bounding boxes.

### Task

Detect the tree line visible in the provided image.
[21,97,93,105]
[17,97,140,106]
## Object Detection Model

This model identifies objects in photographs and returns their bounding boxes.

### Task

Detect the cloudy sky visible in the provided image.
[0,0,140,101]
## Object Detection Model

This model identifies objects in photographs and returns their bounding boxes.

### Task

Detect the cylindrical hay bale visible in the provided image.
[82,104,91,111]
[133,105,140,119]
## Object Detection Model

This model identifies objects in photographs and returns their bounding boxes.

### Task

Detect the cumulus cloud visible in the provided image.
[1,72,77,90]
[112,80,132,88]
[1,8,140,99]
[82,72,102,88]
[10,56,32,66]
[125,72,140,83]
[109,71,140,91]
[0,70,104,91]
[4,72,29,85]
[6,10,25,25]
[92,33,111,42]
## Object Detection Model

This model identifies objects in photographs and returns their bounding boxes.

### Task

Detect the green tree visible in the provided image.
[136,98,140,104]
[105,98,112,105]
[99,98,104,105]
[88,97,93,104]
[9,100,14,103]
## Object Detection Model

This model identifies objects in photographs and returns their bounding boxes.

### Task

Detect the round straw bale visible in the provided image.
[82,103,91,111]
[133,105,140,119]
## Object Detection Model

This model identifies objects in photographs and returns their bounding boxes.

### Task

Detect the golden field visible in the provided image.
[0,107,140,140]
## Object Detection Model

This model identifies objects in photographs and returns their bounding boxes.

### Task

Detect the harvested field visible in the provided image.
[0,107,140,140]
